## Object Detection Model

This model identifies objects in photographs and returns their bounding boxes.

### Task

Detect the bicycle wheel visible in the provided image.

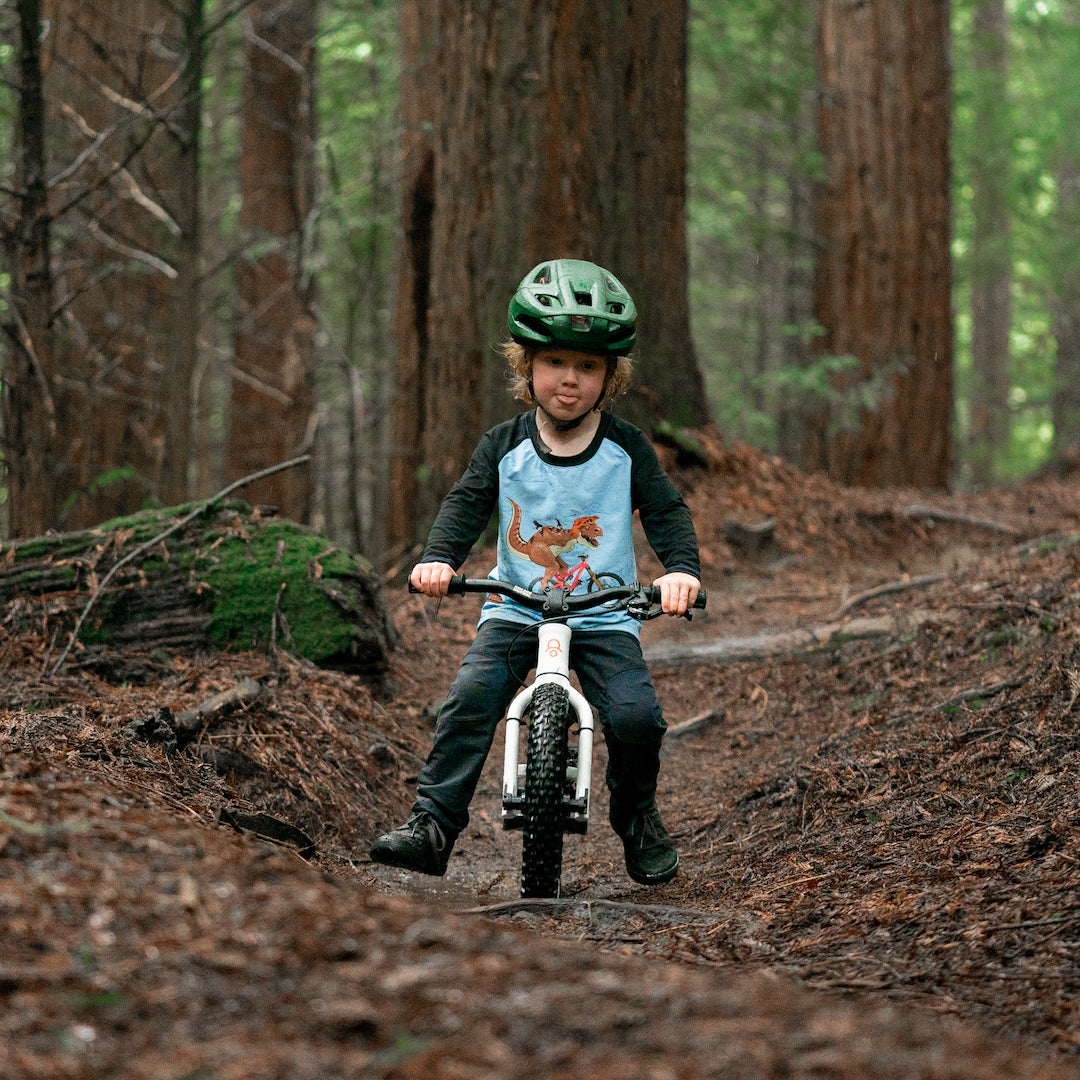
[586,572,624,592]
[520,681,571,898]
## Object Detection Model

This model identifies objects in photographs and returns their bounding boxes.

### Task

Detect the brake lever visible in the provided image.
[627,598,665,621]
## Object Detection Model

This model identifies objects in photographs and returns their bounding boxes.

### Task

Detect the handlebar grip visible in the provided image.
[407,574,468,596]
[642,585,707,607]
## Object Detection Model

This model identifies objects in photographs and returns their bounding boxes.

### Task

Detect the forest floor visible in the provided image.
[4,431,1080,1078]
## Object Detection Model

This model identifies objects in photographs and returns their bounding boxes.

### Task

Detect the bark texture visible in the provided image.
[1051,1,1080,457]
[389,1,707,545]
[968,0,1011,486]
[225,0,317,521]
[805,0,953,488]
[3,0,56,536]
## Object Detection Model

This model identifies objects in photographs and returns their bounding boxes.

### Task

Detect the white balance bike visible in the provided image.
[437,576,706,898]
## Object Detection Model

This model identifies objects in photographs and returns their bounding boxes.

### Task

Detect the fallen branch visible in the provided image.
[904,504,1020,536]
[929,677,1025,714]
[834,572,947,617]
[48,454,311,676]
[461,897,718,927]
[666,707,725,739]
[983,912,1080,933]
[880,677,1027,731]
[173,677,266,739]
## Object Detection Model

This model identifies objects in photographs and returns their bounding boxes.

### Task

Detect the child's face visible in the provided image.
[531,349,609,423]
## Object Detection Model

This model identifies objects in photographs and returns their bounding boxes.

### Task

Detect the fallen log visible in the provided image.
[0,499,392,680]
[644,610,938,669]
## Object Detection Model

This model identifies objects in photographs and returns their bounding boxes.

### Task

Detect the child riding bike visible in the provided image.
[370,258,702,886]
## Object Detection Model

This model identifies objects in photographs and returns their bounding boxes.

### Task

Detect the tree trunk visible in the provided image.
[2,0,58,537]
[804,0,953,488]
[1051,1,1080,457]
[161,0,205,507]
[386,0,437,551]
[1052,159,1080,456]
[968,0,1012,487]
[225,0,317,521]
[388,0,708,546]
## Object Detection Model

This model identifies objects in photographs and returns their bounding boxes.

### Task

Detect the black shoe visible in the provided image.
[617,805,678,885]
[370,812,453,876]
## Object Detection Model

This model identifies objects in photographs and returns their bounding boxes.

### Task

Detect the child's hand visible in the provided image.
[410,561,456,597]
[652,571,701,617]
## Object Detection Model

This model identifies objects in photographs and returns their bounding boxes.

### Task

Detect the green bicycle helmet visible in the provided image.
[508,259,637,355]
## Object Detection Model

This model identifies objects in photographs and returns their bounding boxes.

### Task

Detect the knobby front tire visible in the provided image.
[520,681,571,898]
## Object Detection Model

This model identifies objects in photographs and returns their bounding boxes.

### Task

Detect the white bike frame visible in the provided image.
[500,620,595,831]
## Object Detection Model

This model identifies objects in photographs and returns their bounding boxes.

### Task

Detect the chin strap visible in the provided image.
[539,406,591,433]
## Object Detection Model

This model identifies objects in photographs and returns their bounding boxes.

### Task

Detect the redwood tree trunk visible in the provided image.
[225,0,317,521]
[968,0,1012,487]
[804,0,953,488]
[389,0,707,545]
[2,0,58,536]
[1051,0,1080,457]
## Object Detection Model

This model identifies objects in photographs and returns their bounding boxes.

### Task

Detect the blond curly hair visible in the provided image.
[500,340,633,407]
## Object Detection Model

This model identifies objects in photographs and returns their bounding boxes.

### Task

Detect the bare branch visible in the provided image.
[0,295,58,436]
[54,104,181,235]
[86,219,178,279]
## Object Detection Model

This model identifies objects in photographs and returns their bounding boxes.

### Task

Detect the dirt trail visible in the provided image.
[3,436,1080,1078]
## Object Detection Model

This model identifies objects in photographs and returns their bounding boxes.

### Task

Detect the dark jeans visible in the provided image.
[412,619,667,836]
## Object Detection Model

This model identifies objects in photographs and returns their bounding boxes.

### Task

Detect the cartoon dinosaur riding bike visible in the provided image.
[528,552,624,594]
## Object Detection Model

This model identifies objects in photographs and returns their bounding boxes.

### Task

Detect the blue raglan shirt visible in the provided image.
[420,410,700,635]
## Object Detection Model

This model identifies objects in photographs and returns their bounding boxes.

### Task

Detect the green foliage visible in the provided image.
[951,0,1080,483]
[4,0,1079,529]
[690,0,1079,484]
[315,2,399,364]
[687,1,819,451]
[58,466,158,520]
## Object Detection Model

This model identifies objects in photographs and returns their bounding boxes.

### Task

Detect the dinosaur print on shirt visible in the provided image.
[505,498,602,587]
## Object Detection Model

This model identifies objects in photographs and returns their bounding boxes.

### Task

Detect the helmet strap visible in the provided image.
[538,405,591,433]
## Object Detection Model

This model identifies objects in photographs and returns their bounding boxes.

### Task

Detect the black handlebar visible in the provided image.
[409,575,706,620]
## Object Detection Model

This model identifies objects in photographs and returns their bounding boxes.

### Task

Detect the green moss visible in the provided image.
[194,521,376,664]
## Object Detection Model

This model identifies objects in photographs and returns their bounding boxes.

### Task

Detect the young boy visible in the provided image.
[371,259,701,886]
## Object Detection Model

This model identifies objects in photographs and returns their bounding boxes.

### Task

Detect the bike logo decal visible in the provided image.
[545,637,563,658]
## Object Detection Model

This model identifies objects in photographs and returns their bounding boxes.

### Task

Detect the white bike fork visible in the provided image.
[501,620,595,834]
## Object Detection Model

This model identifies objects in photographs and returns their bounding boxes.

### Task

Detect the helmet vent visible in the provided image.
[608,303,624,315]
[533,265,552,285]
[574,291,591,305]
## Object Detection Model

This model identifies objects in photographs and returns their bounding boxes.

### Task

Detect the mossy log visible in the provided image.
[0,500,392,678]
